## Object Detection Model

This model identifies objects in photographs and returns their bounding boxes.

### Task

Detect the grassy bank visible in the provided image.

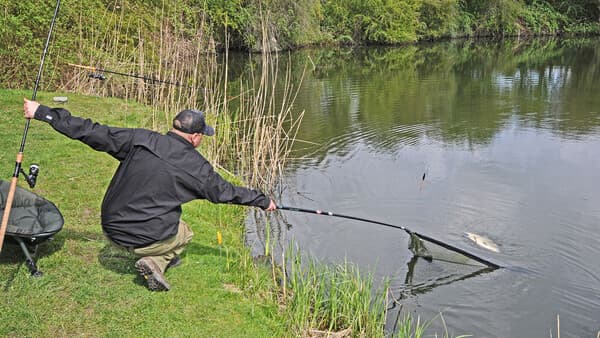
[0,90,285,336]
[0,89,438,337]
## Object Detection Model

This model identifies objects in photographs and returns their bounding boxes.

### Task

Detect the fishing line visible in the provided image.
[296,191,315,202]
[277,205,501,269]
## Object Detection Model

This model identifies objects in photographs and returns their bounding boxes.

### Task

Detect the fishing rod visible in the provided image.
[68,63,183,87]
[277,205,501,269]
[0,0,61,252]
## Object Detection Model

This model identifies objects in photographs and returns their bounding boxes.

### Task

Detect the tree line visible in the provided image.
[1,0,598,88]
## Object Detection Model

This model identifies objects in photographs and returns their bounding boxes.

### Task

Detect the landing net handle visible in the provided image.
[277,205,500,269]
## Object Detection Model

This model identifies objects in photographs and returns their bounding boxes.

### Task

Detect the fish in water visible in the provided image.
[464,232,500,253]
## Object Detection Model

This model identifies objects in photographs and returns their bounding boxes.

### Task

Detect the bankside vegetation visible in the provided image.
[2,0,600,90]
[1,1,595,337]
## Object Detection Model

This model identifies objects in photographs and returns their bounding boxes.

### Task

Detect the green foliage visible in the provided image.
[286,250,390,336]
[322,0,421,45]
[0,1,58,87]
[461,0,599,37]
[564,22,600,35]
[395,314,431,338]
[0,0,207,89]
[1,0,600,90]
[198,0,324,50]
[543,0,600,22]
[418,0,462,39]
[475,0,524,36]
[200,0,253,49]
[520,1,567,35]
[259,0,324,49]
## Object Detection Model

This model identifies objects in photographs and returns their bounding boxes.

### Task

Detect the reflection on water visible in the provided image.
[398,255,497,296]
[287,38,600,160]
[241,37,600,337]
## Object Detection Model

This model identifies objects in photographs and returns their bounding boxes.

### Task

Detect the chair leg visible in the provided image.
[14,237,43,277]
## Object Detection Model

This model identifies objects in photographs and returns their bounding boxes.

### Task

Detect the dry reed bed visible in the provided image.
[61,4,302,194]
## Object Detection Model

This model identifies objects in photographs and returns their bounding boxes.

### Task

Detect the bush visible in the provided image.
[322,0,421,45]
[520,1,567,35]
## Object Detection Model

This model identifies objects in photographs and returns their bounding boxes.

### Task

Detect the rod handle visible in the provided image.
[0,176,19,252]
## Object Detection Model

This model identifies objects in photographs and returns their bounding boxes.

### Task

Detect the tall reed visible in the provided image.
[211,50,304,190]
[203,7,305,191]
[62,2,303,190]
[284,247,390,337]
[65,11,210,128]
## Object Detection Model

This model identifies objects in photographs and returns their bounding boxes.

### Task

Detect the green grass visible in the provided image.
[0,89,438,337]
[0,90,284,337]
[285,252,389,337]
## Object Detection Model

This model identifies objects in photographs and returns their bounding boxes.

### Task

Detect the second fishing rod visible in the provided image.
[68,63,184,87]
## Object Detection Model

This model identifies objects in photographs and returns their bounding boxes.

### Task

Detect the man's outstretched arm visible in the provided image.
[24,98,133,160]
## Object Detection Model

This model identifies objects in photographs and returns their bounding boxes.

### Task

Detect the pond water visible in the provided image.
[241,38,600,337]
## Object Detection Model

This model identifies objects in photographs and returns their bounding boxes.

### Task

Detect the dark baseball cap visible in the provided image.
[173,109,214,136]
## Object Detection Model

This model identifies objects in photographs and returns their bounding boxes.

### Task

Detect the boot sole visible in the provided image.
[135,259,171,291]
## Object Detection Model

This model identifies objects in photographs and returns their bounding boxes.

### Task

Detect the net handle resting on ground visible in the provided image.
[277,205,501,269]
[0,0,61,252]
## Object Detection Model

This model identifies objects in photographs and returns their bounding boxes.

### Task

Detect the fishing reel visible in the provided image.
[20,164,40,188]
[88,72,107,81]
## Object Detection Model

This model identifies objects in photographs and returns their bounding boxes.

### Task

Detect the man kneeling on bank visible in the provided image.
[23,98,277,291]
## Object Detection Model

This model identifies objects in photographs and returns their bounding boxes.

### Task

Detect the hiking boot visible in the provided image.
[134,257,171,291]
[166,256,182,270]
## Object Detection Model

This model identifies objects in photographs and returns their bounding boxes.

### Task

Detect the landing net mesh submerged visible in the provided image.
[399,232,494,296]
[408,232,487,267]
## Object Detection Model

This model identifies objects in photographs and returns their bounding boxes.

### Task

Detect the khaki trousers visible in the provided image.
[126,221,194,272]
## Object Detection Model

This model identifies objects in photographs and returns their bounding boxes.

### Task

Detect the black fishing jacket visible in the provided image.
[35,105,270,248]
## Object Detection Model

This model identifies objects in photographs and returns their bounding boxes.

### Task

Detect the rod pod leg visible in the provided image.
[14,237,43,277]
